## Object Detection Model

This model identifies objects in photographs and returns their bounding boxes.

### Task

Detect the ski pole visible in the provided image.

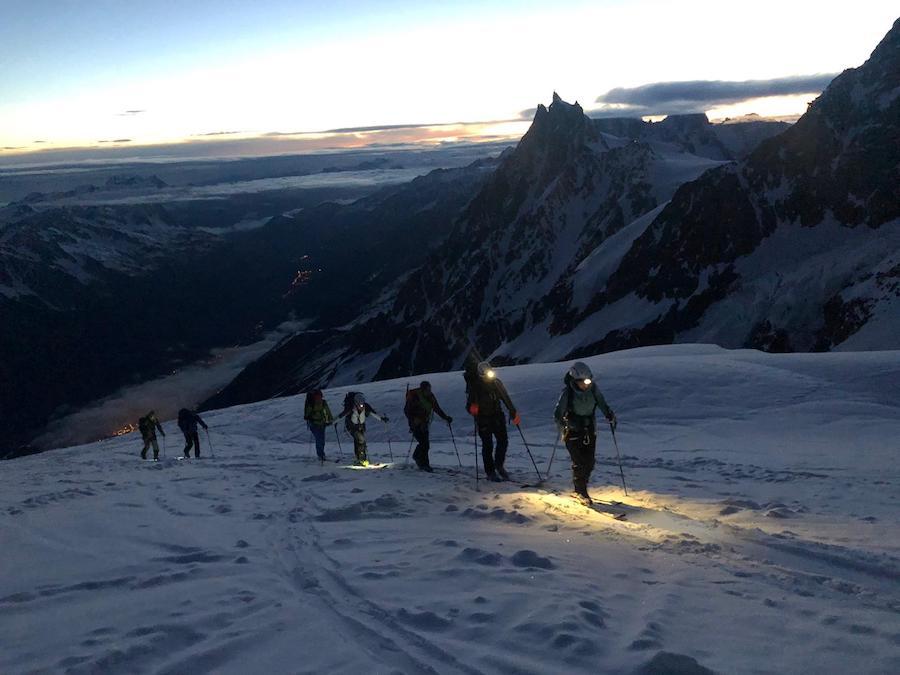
[609,422,628,496]
[386,425,394,462]
[333,424,344,461]
[162,434,167,458]
[545,432,562,480]
[449,423,463,469]
[403,383,412,467]
[405,434,415,467]
[516,424,543,484]
[205,429,216,459]
[473,419,479,491]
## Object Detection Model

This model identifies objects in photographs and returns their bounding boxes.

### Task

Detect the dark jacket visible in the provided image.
[139,413,164,440]
[466,376,516,419]
[177,409,207,434]
[554,374,613,432]
[405,388,450,428]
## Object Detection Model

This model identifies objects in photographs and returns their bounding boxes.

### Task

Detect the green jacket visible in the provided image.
[138,413,164,440]
[405,388,450,428]
[554,375,613,431]
[304,400,334,426]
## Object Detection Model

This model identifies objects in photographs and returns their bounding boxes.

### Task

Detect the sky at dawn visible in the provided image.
[1,0,897,162]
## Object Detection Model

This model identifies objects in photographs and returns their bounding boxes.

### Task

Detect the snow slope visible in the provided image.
[2,345,899,674]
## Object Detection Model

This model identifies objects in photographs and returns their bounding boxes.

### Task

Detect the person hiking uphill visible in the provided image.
[336,392,389,467]
[138,410,165,460]
[554,362,617,504]
[404,381,453,472]
[177,408,208,458]
[466,361,519,482]
[304,389,334,461]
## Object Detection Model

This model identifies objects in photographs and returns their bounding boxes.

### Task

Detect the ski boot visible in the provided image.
[573,489,593,506]
[496,466,510,481]
[486,472,502,483]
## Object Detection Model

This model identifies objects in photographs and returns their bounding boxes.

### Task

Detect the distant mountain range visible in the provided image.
[205,18,899,410]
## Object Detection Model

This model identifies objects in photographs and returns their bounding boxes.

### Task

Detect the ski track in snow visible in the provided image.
[2,346,899,674]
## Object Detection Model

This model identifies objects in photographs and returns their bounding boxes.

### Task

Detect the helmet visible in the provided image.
[477,361,496,380]
[567,361,593,386]
[420,380,431,391]
[353,393,366,406]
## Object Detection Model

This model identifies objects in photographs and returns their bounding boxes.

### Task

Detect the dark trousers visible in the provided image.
[140,436,159,459]
[183,430,201,457]
[350,429,368,463]
[411,424,430,467]
[565,428,596,495]
[310,424,327,459]
[477,414,508,475]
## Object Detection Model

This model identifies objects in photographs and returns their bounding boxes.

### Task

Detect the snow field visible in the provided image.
[2,345,899,673]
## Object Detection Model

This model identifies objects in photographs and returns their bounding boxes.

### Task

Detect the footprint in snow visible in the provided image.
[460,507,531,524]
[456,547,504,567]
[634,651,715,674]
[395,608,451,631]
[301,472,338,482]
[510,550,554,570]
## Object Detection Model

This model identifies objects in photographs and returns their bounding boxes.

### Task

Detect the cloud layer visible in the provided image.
[593,74,837,117]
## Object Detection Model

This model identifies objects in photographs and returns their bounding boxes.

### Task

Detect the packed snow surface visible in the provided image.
[2,345,899,674]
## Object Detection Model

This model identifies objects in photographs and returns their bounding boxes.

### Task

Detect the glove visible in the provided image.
[511,413,521,426]
[608,414,617,431]
[382,415,390,423]
[468,404,479,416]
[446,416,454,425]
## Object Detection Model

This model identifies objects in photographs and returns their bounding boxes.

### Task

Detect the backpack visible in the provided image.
[304,390,322,414]
[405,388,422,420]
[561,379,597,431]
[343,391,360,412]
[138,416,151,435]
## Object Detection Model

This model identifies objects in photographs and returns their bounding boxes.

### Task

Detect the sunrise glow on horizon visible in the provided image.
[1,1,897,162]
